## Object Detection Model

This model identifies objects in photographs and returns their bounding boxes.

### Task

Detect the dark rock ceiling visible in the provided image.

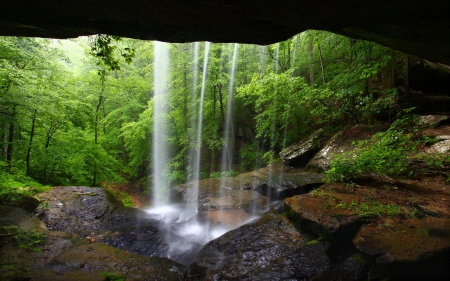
[0,1,449,64]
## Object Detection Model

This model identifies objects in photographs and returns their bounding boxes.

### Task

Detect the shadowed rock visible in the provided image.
[189,210,330,280]
[1,1,450,64]
[31,243,187,281]
[354,218,450,280]
[280,128,325,167]
[34,186,169,257]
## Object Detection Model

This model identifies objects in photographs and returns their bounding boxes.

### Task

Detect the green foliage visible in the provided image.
[326,118,419,183]
[105,188,135,207]
[0,225,45,252]
[209,170,239,178]
[335,200,402,218]
[238,141,265,170]
[100,271,124,281]
[89,35,135,76]
[0,161,50,204]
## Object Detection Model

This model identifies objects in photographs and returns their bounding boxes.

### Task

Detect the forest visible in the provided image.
[0,31,415,199]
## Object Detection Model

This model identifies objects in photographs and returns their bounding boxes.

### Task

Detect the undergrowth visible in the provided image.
[0,161,50,205]
[326,115,422,183]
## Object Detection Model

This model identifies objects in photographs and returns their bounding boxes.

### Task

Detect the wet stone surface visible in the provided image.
[30,243,187,281]
[34,186,169,257]
[189,210,330,280]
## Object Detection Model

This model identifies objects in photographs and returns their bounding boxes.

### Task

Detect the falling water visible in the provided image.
[220,43,239,174]
[192,42,211,206]
[152,41,170,206]
[188,42,199,187]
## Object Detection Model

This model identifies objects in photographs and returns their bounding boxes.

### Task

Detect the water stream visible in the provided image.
[152,41,170,206]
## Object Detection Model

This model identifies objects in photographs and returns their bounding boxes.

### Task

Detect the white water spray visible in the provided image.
[220,43,239,174]
[192,42,210,206]
[152,41,170,206]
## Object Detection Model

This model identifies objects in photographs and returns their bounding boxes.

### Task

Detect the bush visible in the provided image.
[326,119,419,183]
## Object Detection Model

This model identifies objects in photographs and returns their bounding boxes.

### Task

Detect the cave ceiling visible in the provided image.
[0,1,449,64]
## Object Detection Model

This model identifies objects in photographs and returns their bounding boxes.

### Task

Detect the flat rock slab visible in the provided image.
[35,186,169,257]
[171,162,324,210]
[189,210,330,280]
[354,218,450,279]
[284,184,368,242]
[30,243,187,281]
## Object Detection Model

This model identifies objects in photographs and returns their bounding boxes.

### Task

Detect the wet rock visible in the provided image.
[31,243,187,281]
[1,193,41,212]
[283,183,371,261]
[306,125,386,172]
[354,218,450,280]
[0,205,48,233]
[255,181,323,201]
[189,210,330,280]
[280,128,325,167]
[314,252,370,281]
[171,162,324,210]
[34,186,169,257]
[0,205,89,280]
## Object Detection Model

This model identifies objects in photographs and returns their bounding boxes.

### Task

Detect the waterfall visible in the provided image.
[152,41,170,206]
[220,43,239,175]
[188,42,199,192]
[192,42,210,206]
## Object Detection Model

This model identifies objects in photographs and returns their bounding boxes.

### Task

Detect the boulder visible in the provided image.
[306,125,385,172]
[189,210,330,280]
[280,128,325,167]
[354,218,450,280]
[31,243,187,281]
[284,184,368,258]
[34,186,169,257]
[0,205,88,280]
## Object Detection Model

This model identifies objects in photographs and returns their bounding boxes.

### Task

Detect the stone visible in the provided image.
[34,186,169,257]
[306,125,385,172]
[283,184,367,258]
[0,1,450,64]
[171,162,324,205]
[0,205,89,280]
[30,243,187,281]
[189,210,330,280]
[2,193,41,212]
[280,128,325,167]
[418,115,450,127]
[354,218,450,280]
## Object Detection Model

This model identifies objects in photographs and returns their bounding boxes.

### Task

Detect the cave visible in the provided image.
[0,1,450,64]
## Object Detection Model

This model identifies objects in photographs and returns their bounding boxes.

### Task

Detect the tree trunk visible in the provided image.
[2,113,7,160]
[26,109,37,176]
[6,106,16,171]
[218,82,225,124]
[93,81,104,187]
[405,56,410,96]
[317,44,326,84]
[308,35,315,85]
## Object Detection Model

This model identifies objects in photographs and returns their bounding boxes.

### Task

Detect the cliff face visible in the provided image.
[0,1,449,64]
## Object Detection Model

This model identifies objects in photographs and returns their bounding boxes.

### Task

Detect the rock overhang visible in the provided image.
[0,1,450,64]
